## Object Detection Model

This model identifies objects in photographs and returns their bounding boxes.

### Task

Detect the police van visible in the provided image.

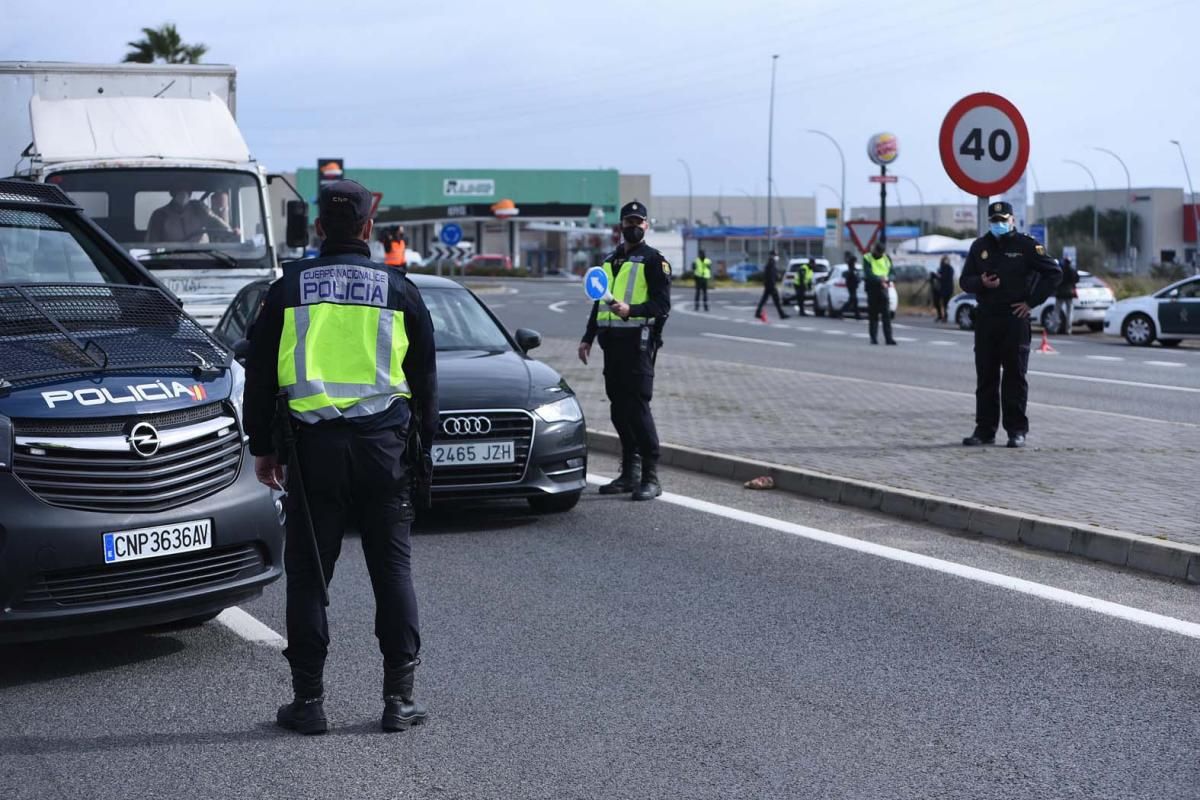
[0,180,283,642]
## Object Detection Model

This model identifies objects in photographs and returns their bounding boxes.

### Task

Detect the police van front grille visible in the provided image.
[432,410,534,487]
[13,402,224,437]
[13,544,266,610]
[13,417,242,513]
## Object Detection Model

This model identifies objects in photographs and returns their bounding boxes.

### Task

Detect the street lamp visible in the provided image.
[766,54,780,248]
[1094,147,1132,270]
[807,129,845,252]
[899,175,926,243]
[677,158,693,229]
[1063,159,1099,246]
[1170,140,1200,270]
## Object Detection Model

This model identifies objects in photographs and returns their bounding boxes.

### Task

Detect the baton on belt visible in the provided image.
[274,392,330,607]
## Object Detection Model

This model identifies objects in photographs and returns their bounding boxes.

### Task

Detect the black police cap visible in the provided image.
[319,179,373,226]
[620,200,648,220]
[988,200,1014,219]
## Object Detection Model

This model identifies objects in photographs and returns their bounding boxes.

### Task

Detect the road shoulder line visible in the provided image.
[587,430,1200,585]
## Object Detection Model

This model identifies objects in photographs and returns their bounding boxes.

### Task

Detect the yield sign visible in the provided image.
[847,220,882,254]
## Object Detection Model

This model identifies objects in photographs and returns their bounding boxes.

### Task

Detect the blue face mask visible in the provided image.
[990,221,1011,237]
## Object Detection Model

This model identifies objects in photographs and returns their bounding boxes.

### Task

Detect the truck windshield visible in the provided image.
[0,207,131,284]
[48,168,268,268]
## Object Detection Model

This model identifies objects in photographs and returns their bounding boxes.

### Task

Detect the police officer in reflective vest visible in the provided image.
[960,200,1061,448]
[578,200,671,500]
[692,249,712,311]
[243,180,438,734]
[862,241,897,345]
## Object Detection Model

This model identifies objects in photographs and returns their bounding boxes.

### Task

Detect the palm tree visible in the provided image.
[122,24,207,64]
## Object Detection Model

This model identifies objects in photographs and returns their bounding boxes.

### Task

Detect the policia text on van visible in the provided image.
[0,180,283,643]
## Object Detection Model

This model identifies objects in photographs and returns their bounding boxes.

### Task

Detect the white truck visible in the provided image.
[0,62,308,328]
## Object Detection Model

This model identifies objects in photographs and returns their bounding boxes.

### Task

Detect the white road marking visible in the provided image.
[851,333,871,339]
[1028,370,1200,394]
[702,333,794,347]
[548,301,569,314]
[1086,355,1124,362]
[797,326,816,332]
[929,340,957,346]
[895,336,919,342]
[1145,360,1186,368]
[822,329,847,335]
[585,475,1200,641]
[217,607,287,648]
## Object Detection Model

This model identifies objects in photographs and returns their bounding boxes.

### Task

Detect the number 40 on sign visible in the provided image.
[939,92,1029,199]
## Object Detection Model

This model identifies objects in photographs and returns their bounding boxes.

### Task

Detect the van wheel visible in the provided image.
[1122,313,1156,346]
[528,490,581,513]
[956,305,975,331]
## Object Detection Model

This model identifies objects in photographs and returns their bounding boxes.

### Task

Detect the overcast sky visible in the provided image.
[3,0,1196,219]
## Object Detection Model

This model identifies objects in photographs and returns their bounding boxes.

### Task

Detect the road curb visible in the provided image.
[586,429,1200,584]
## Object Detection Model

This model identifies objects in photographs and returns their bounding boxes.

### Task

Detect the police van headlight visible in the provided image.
[533,396,583,424]
[229,361,247,423]
[0,415,12,473]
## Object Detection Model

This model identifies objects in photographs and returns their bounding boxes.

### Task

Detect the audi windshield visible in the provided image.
[423,287,512,352]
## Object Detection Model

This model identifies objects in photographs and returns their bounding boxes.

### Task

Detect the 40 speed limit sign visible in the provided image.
[939,92,1029,196]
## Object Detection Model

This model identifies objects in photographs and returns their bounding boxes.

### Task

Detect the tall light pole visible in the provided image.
[677,158,693,229]
[766,54,780,252]
[1170,140,1200,270]
[1095,147,1132,270]
[807,129,845,252]
[899,175,926,243]
[1063,159,1099,246]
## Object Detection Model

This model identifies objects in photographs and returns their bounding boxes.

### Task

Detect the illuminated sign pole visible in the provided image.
[867,133,899,246]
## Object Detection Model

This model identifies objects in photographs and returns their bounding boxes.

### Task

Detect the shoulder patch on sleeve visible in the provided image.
[1035,244,1045,255]
[661,260,671,276]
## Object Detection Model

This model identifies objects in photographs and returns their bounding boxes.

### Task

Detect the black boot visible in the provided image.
[382,659,428,732]
[599,452,641,495]
[276,696,327,735]
[633,461,662,501]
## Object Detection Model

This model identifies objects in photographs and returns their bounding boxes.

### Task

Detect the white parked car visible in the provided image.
[782,258,831,306]
[1104,275,1200,347]
[812,263,898,317]
[948,271,1114,332]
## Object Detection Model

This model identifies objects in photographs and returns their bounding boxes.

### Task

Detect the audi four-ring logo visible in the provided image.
[442,416,492,436]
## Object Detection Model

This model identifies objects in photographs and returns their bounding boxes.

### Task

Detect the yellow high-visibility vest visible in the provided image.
[596,259,650,328]
[863,253,892,280]
[693,257,712,280]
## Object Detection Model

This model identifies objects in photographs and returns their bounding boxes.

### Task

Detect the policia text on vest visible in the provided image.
[242,181,438,734]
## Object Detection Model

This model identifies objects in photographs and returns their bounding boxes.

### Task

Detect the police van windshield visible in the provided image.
[48,168,269,269]
[422,287,512,352]
[0,207,131,284]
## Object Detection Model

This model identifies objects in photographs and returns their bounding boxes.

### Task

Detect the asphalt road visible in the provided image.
[4,455,1198,799]
[485,279,1200,425]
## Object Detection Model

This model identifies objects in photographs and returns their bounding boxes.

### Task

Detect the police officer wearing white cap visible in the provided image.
[578,200,672,500]
[959,200,1061,448]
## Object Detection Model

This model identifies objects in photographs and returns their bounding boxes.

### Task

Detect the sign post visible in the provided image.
[939,93,1030,237]
[867,133,899,247]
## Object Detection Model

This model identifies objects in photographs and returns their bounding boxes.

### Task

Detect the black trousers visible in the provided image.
[796,284,808,315]
[973,313,1032,437]
[694,277,709,310]
[843,287,860,319]
[866,285,893,343]
[755,284,786,318]
[601,333,659,463]
[283,422,419,698]
[932,292,947,320]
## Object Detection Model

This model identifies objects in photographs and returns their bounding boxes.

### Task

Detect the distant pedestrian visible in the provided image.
[693,248,712,311]
[1055,256,1078,334]
[794,258,814,316]
[754,250,790,320]
[959,200,1061,449]
[937,256,955,322]
[928,269,944,321]
[862,242,896,345]
[381,227,407,269]
[843,256,861,320]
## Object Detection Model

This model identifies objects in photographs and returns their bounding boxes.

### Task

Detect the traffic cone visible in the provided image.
[759,311,768,323]
[1037,329,1056,354]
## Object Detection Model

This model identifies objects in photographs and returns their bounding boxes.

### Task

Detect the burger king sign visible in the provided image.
[867,133,899,166]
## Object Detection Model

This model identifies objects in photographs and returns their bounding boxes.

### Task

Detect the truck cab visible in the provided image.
[0,179,283,642]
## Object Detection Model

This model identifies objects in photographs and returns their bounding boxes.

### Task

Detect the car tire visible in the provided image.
[1159,338,1183,348]
[956,305,975,331]
[1122,313,1156,346]
[814,300,825,317]
[1041,307,1060,332]
[1087,322,1103,332]
[528,490,582,514]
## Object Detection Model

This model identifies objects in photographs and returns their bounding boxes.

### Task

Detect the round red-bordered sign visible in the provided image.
[939,92,1029,197]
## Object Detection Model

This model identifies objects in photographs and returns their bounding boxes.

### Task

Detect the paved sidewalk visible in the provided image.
[543,338,1200,546]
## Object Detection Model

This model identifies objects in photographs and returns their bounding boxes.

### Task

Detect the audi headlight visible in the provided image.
[533,396,583,424]
[229,360,247,422]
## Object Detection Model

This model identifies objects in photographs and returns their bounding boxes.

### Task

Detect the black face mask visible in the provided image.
[621,225,645,245]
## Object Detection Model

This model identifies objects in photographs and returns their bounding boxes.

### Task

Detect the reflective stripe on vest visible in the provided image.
[597,260,650,327]
[277,286,411,423]
[864,253,891,279]
[693,257,712,279]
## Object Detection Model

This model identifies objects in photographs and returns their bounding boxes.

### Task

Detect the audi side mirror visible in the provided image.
[515,328,542,352]
[285,200,309,249]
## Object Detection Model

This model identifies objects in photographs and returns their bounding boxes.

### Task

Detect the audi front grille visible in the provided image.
[433,410,534,487]
[11,404,243,513]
